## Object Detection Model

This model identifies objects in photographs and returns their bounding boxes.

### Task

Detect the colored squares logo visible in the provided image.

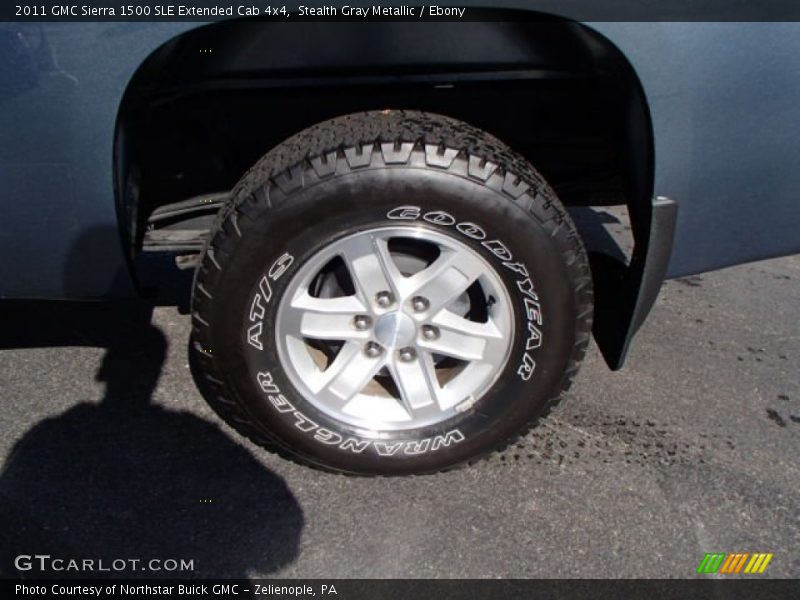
[697,553,773,574]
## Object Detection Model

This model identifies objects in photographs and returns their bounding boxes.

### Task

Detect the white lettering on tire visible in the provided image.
[246,253,294,350]
[253,369,464,456]
[384,206,543,381]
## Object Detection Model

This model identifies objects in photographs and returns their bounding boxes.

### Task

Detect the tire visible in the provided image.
[191,110,592,475]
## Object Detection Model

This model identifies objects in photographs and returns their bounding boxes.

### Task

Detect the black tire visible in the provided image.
[191,111,592,475]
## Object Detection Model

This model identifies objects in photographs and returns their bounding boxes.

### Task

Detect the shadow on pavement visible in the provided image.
[0,310,304,579]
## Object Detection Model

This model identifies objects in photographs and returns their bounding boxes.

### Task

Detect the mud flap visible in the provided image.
[590,196,678,370]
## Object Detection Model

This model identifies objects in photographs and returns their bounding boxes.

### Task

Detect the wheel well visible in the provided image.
[116,11,659,369]
[115,11,653,260]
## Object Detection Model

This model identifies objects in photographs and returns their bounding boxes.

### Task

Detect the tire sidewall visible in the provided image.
[207,166,577,474]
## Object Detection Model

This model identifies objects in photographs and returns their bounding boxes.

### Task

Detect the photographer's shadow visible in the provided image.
[0,325,303,578]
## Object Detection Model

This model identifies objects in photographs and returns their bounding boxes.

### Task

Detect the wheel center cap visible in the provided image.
[374,311,416,349]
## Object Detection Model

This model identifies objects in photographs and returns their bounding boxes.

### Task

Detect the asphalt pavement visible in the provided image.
[0,255,798,579]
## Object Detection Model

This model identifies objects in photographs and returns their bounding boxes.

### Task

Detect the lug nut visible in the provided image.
[398,347,417,362]
[411,296,430,313]
[364,341,384,358]
[375,291,394,308]
[421,325,440,341]
[353,315,372,331]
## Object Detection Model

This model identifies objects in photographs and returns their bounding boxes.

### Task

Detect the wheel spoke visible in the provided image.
[285,293,367,340]
[388,351,442,419]
[404,248,484,314]
[420,309,504,361]
[319,342,385,405]
[339,233,402,305]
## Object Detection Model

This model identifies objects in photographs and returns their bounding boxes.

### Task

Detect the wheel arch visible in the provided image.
[114,10,658,368]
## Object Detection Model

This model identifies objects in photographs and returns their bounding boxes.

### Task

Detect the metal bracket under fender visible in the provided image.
[589,196,678,370]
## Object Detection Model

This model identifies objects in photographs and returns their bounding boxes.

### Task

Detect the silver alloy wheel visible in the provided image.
[275,226,514,431]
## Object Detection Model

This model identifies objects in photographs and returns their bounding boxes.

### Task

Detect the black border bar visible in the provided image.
[4,2,800,22]
[4,579,800,599]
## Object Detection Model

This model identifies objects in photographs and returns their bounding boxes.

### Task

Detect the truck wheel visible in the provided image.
[191,111,592,475]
